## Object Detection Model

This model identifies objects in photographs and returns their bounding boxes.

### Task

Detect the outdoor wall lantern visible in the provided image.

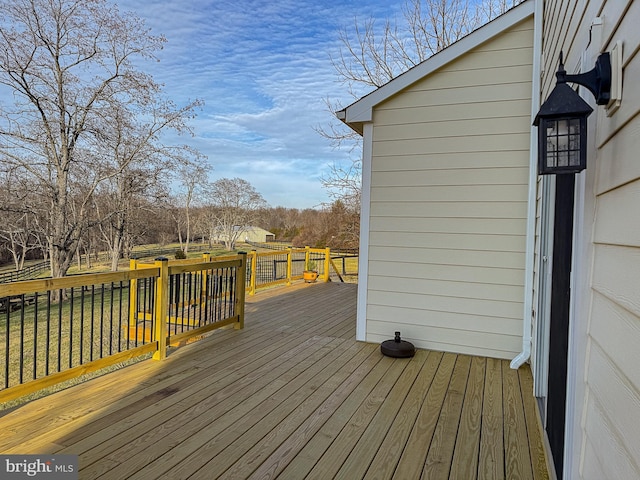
[533,51,611,174]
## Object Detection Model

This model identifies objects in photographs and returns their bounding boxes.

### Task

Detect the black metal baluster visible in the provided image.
[90,285,95,362]
[144,278,151,345]
[57,290,63,373]
[4,300,10,388]
[100,284,105,359]
[69,287,74,368]
[45,292,51,376]
[80,287,85,365]
[187,272,193,329]
[118,281,123,352]
[33,293,38,380]
[109,283,114,355]
[19,296,25,384]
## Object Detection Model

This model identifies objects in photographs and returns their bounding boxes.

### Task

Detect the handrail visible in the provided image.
[0,253,246,403]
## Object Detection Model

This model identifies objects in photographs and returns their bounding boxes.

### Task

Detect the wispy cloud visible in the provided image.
[117,0,399,207]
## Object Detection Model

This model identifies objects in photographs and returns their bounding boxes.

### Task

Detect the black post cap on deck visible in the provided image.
[381,331,415,358]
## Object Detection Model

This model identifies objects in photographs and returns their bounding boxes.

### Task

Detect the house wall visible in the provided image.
[365,18,534,359]
[541,0,640,478]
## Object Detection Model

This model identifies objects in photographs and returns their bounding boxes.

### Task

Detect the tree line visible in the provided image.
[0,188,359,272]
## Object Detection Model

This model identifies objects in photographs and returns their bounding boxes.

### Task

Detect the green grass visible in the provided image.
[0,285,139,391]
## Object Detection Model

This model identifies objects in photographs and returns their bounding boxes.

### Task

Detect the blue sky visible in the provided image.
[117,0,402,208]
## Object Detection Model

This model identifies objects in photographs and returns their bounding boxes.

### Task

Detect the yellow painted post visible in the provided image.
[286,247,292,286]
[324,247,331,282]
[153,257,169,360]
[235,252,247,329]
[249,250,257,296]
[304,246,310,270]
[129,258,138,327]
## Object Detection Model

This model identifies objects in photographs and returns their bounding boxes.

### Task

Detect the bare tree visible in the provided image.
[205,178,268,251]
[172,158,210,254]
[0,0,201,278]
[320,0,523,205]
[94,103,200,271]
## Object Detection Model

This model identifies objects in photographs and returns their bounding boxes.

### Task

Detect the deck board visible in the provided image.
[0,282,549,479]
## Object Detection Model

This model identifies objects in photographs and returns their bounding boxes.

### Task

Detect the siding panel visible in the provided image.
[369,245,526,269]
[368,290,523,319]
[591,244,640,318]
[590,291,640,391]
[372,132,530,156]
[370,216,527,236]
[585,342,640,466]
[368,305,523,336]
[370,201,527,219]
[369,231,525,252]
[365,17,533,359]
[593,179,640,247]
[371,168,529,187]
[373,116,532,142]
[581,394,640,480]
[596,114,640,195]
[368,275,524,303]
[371,151,529,171]
[374,100,532,127]
[377,83,532,110]
[368,261,525,286]
[371,184,529,202]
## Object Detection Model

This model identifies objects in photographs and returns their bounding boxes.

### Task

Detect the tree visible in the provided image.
[0,0,201,278]
[320,0,523,205]
[93,102,201,271]
[205,178,268,251]
[172,158,210,255]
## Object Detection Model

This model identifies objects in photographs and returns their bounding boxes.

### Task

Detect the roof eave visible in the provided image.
[337,0,535,130]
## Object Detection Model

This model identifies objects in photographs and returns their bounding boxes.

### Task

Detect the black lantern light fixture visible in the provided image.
[534,51,611,174]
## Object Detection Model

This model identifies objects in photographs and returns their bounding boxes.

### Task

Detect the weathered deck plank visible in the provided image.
[0,282,549,479]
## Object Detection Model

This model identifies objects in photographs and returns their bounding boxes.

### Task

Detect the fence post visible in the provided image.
[153,257,169,360]
[286,247,293,286]
[129,258,138,327]
[235,252,247,330]
[249,250,257,296]
[324,247,331,282]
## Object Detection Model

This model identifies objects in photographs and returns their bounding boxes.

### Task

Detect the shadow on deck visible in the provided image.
[0,282,549,479]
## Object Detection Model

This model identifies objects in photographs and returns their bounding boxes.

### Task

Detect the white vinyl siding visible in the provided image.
[542,0,640,477]
[365,18,534,359]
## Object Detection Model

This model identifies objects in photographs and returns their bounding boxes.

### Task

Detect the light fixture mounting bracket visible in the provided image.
[556,51,611,105]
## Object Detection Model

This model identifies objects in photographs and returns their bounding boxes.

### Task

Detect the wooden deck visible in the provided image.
[0,282,549,479]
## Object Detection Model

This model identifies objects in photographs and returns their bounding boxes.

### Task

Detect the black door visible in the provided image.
[546,173,575,478]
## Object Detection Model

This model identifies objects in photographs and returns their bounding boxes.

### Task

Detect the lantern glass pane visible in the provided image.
[543,117,583,169]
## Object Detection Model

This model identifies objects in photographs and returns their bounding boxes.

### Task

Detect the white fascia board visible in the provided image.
[343,0,535,126]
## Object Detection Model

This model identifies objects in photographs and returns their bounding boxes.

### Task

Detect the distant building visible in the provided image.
[211,226,275,246]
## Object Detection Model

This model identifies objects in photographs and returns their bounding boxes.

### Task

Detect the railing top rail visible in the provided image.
[168,257,243,275]
[249,250,290,258]
[0,268,160,297]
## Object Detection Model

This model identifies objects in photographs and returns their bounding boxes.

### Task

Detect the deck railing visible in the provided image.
[247,247,331,295]
[246,246,358,293]
[0,253,246,403]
